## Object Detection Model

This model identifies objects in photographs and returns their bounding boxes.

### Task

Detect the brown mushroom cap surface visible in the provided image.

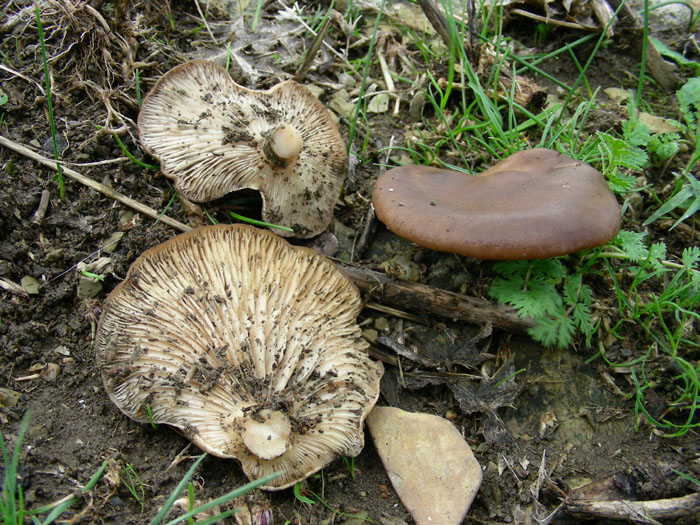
[138,60,347,238]
[95,225,383,490]
[372,149,621,260]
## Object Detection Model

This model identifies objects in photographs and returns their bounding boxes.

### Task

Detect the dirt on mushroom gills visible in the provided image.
[93,225,382,490]
[137,61,346,238]
[221,125,256,146]
[1,2,699,523]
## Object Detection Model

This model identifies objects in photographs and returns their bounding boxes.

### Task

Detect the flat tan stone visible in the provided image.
[367,406,482,525]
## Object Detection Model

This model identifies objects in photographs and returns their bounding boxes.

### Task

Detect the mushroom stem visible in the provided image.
[265,124,303,166]
[242,409,292,460]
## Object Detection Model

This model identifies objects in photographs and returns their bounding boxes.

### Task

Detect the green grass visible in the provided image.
[293,474,372,522]
[34,4,64,199]
[1,413,29,524]
[120,464,145,513]
[1,418,279,524]
[1,412,109,525]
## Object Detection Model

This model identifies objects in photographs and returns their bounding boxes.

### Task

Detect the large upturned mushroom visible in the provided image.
[372,149,621,260]
[95,225,383,490]
[138,60,348,238]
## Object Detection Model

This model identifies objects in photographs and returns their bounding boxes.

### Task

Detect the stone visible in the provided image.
[77,275,102,299]
[367,406,482,525]
[20,275,40,295]
[374,317,390,332]
[0,387,21,408]
[328,89,356,120]
[362,328,378,343]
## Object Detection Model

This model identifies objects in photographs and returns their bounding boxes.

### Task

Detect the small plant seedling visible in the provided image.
[145,405,158,429]
[111,133,159,171]
[488,259,596,349]
[34,3,64,199]
[80,269,104,282]
[120,464,146,513]
[293,482,315,505]
[227,211,294,233]
[342,456,356,479]
[148,454,281,525]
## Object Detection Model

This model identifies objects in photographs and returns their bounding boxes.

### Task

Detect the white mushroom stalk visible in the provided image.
[138,60,348,238]
[95,225,383,490]
[266,124,303,165]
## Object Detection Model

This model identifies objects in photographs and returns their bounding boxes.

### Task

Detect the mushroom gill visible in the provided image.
[95,224,383,490]
[138,60,348,238]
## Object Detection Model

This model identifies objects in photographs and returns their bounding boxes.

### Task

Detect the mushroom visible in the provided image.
[138,60,347,238]
[372,148,621,260]
[94,224,383,490]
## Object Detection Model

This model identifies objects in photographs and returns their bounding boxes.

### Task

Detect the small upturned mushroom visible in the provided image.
[372,148,621,260]
[95,224,383,490]
[138,60,348,238]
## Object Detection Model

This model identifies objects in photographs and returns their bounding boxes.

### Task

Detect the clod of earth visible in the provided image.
[94,224,383,490]
[138,60,347,238]
[372,148,621,260]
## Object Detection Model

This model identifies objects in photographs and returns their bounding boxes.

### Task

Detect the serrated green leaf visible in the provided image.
[648,242,667,268]
[607,170,638,194]
[681,246,700,269]
[492,260,530,278]
[489,277,563,319]
[528,316,575,348]
[530,259,566,282]
[648,134,681,162]
[613,230,648,261]
[562,274,582,305]
[597,131,649,170]
[571,302,595,336]
[622,119,651,147]
[578,282,593,304]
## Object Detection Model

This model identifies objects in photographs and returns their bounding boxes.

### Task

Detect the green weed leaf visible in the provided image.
[490,260,566,319]
[527,316,575,348]
[562,273,582,304]
[644,173,700,227]
[571,301,595,336]
[681,246,700,269]
[677,77,700,131]
[612,230,648,261]
[622,119,650,147]
[651,37,700,75]
[647,133,681,162]
[598,131,648,170]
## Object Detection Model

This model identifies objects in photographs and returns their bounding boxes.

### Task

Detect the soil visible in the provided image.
[1,1,699,524]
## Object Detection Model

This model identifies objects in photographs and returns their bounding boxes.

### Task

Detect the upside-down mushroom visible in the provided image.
[372,149,621,260]
[95,225,383,490]
[138,60,347,238]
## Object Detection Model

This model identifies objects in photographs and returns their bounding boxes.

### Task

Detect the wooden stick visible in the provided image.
[337,263,535,333]
[0,135,192,234]
[565,492,700,523]
[2,135,533,334]
[416,0,450,47]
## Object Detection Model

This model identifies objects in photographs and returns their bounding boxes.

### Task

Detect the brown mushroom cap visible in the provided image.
[372,149,621,260]
[95,225,383,490]
[138,60,347,238]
